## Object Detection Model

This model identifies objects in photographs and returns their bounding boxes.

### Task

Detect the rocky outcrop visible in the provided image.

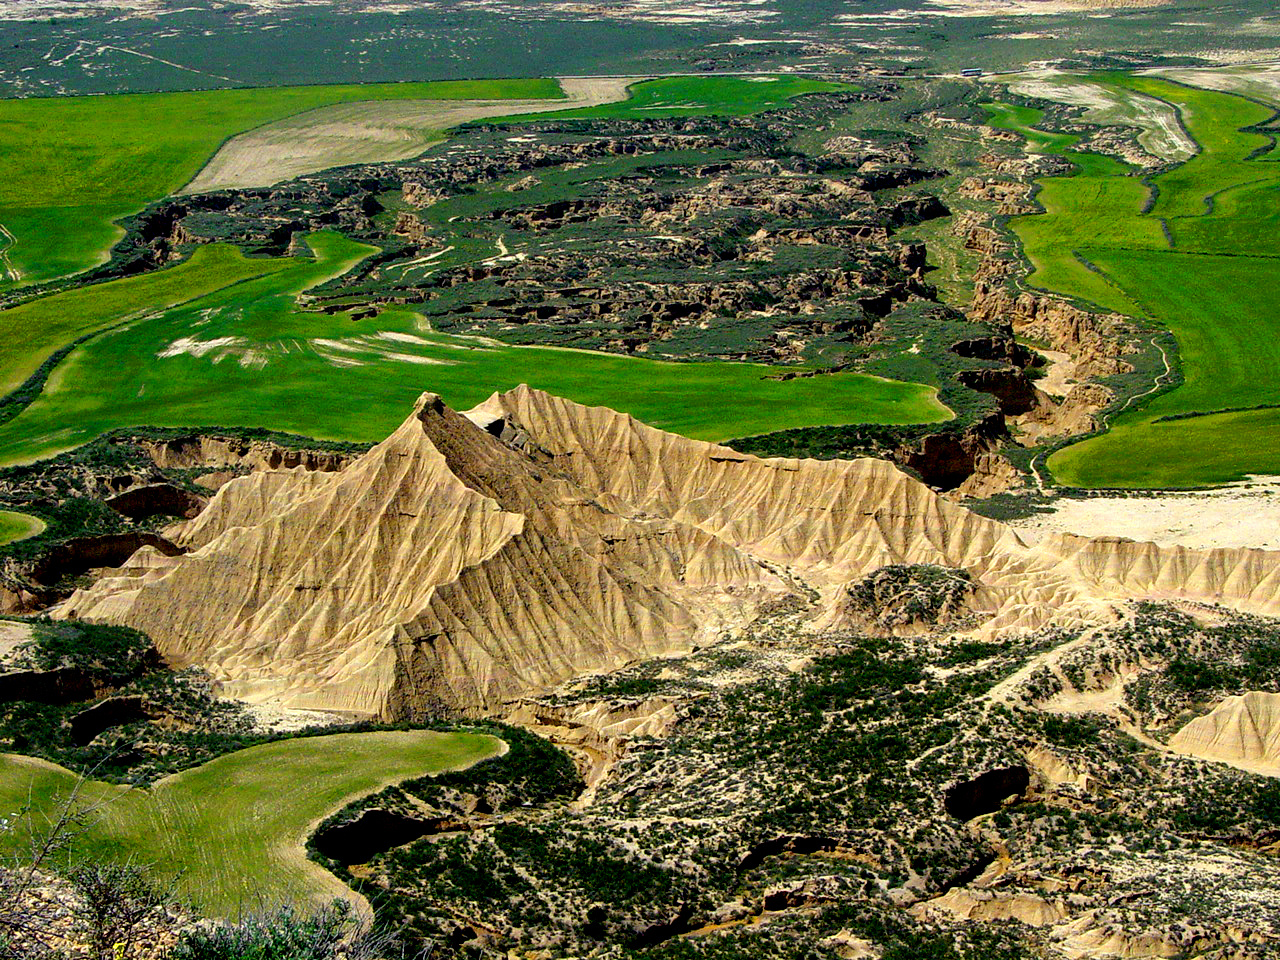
[957,176,1035,216]
[897,412,1010,492]
[140,435,352,473]
[68,694,150,745]
[955,365,1043,416]
[1016,382,1114,443]
[29,533,183,586]
[968,281,1132,381]
[943,766,1030,820]
[954,449,1024,499]
[841,564,977,635]
[951,335,1034,368]
[912,888,1068,927]
[58,388,1280,718]
[506,697,678,794]
[105,483,206,521]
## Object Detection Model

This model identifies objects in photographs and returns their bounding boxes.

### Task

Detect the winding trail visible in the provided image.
[0,222,19,284]
[1118,335,1173,414]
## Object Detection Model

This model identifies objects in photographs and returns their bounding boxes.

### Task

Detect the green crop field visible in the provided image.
[0,244,293,396]
[0,231,948,465]
[0,265,949,463]
[0,729,501,916]
[499,75,854,123]
[0,79,562,289]
[0,509,43,545]
[988,78,1280,488]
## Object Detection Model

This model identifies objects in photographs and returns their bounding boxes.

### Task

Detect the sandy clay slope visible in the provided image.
[182,78,636,194]
[1170,691,1280,775]
[60,387,1280,718]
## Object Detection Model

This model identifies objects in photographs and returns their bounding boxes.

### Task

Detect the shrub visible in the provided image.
[1165,657,1229,692]
[18,619,156,685]
[66,861,167,960]
[170,901,392,960]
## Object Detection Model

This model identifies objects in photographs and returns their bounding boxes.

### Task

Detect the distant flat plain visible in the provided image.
[0,79,564,289]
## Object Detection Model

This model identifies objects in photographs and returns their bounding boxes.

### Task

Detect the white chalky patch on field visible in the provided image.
[157,336,246,359]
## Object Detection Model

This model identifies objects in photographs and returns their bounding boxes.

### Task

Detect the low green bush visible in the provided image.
[170,902,379,960]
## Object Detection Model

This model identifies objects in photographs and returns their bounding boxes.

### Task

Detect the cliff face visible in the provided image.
[968,280,1133,381]
[59,387,1280,718]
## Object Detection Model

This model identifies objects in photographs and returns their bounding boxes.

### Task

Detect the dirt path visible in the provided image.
[1119,334,1172,413]
[183,76,639,194]
[1034,334,1171,493]
[0,222,20,283]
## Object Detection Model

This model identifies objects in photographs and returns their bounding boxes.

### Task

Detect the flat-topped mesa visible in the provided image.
[59,387,1280,718]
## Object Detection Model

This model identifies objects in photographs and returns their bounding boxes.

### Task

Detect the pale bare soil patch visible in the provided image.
[0,619,32,667]
[1004,70,1195,162]
[1149,62,1280,105]
[916,0,1170,16]
[1011,476,1280,551]
[183,77,636,194]
[459,0,780,26]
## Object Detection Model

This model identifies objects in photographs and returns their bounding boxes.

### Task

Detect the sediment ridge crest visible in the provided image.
[59,386,1280,717]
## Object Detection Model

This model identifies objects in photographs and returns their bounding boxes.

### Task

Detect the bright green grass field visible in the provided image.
[499,75,854,122]
[0,730,501,917]
[0,233,948,465]
[0,244,292,395]
[988,79,1280,488]
[0,79,561,288]
[0,509,43,545]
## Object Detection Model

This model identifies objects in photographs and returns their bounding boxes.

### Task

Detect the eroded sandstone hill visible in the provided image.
[60,387,1280,717]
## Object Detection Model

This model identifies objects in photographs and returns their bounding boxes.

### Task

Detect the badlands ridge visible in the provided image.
[62,386,1280,719]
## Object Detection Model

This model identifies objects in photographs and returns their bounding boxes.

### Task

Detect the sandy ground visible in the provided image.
[0,620,32,667]
[1034,348,1074,399]
[537,0,780,25]
[0,0,161,20]
[1005,71,1195,163]
[240,700,361,734]
[1011,476,1280,551]
[183,77,638,194]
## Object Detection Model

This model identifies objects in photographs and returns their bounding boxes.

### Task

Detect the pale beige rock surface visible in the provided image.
[59,387,1280,718]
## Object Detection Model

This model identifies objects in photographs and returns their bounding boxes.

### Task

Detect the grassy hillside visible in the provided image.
[988,78,1280,488]
[0,509,42,545]
[0,235,948,465]
[0,79,562,288]
[0,729,501,916]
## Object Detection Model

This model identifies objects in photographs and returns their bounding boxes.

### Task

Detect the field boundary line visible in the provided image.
[97,44,242,85]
